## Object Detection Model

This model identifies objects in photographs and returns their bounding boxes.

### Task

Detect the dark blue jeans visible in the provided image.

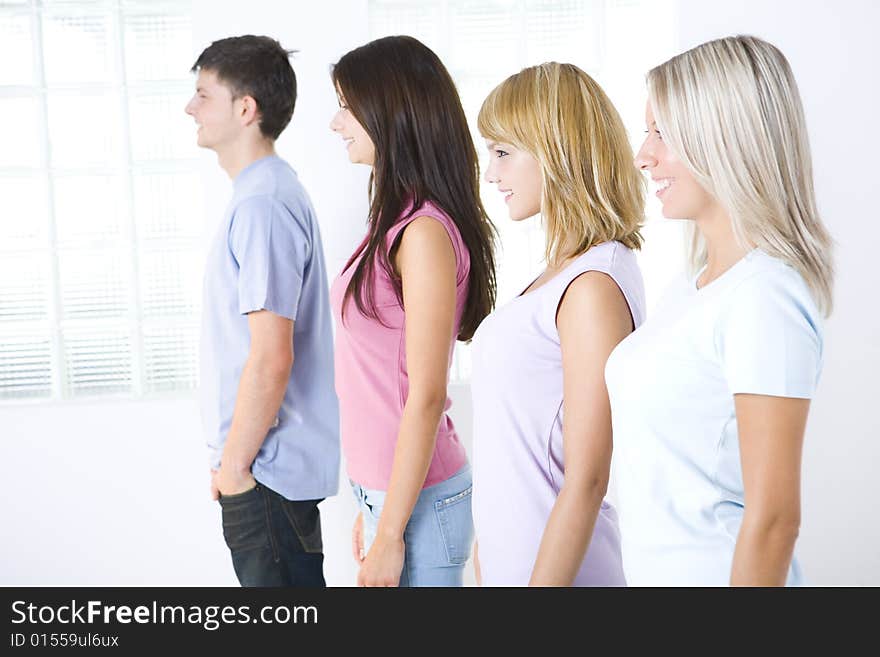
[218,480,326,587]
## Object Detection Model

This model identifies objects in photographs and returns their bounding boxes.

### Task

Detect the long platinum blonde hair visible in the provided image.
[647,35,834,315]
[479,62,644,266]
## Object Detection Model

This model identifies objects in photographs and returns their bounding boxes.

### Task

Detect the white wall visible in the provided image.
[2,0,878,586]
[0,398,227,585]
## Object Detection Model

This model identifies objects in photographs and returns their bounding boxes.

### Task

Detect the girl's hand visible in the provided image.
[357,534,405,587]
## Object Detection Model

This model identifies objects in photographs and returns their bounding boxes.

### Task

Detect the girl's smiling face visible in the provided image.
[634,100,719,221]
[329,87,376,166]
[482,139,543,221]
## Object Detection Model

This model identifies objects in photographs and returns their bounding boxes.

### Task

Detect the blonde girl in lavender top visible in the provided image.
[471,63,646,586]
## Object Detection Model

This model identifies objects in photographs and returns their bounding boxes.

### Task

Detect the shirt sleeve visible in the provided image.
[716,272,823,399]
[228,195,310,320]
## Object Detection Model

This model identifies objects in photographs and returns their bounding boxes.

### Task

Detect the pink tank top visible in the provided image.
[331,200,470,490]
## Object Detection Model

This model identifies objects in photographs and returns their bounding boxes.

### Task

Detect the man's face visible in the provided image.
[184,69,241,152]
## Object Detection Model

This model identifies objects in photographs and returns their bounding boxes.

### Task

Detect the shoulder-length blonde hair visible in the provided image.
[647,35,834,315]
[478,62,644,266]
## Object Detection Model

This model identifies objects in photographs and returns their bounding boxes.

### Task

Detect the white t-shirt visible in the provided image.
[605,249,823,586]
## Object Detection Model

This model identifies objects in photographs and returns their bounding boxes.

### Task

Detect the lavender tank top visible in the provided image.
[470,241,645,586]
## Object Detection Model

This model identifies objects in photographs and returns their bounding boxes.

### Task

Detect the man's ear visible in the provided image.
[238,95,261,128]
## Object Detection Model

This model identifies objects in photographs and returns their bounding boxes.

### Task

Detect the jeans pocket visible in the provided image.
[220,486,269,553]
[433,485,473,566]
[282,499,324,554]
[363,498,383,521]
[217,482,259,504]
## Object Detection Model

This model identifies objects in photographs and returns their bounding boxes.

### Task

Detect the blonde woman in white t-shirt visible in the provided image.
[605,35,834,586]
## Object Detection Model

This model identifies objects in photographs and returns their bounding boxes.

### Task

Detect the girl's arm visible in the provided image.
[356,216,459,587]
[529,272,633,586]
[730,394,808,585]
[474,540,482,586]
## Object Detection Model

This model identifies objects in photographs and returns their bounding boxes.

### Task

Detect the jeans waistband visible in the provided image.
[350,463,471,507]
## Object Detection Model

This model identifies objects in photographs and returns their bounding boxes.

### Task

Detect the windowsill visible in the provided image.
[0,390,199,409]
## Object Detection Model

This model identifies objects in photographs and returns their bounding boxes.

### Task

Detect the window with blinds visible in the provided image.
[0,0,201,402]
[368,0,674,382]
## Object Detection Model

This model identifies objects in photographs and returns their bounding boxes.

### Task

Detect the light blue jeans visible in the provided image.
[350,464,473,587]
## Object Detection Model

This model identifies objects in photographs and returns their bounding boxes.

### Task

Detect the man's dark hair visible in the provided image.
[191,35,297,140]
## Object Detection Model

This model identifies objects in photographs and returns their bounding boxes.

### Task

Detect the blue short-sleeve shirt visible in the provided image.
[200,155,339,500]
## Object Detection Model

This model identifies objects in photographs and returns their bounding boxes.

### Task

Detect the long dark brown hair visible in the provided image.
[331,35,496,341]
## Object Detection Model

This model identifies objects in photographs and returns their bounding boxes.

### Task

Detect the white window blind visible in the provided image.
[0,0,201,402]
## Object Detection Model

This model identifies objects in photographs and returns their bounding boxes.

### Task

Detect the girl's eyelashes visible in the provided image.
[495,149,509,158]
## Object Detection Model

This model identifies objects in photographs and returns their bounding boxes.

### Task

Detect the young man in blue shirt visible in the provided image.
[185,35,339,586]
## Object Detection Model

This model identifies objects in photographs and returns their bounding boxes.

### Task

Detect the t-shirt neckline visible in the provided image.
[693,247,761,293]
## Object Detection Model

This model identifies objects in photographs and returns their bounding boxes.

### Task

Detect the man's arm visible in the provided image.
[212,310,294,498]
